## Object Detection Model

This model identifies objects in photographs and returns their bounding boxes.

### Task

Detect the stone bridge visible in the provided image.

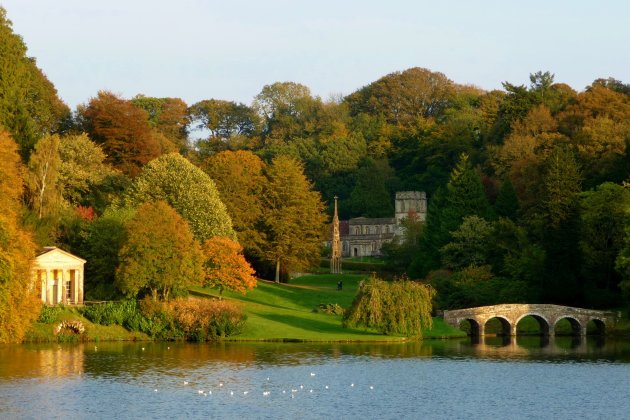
[443,304,619,337]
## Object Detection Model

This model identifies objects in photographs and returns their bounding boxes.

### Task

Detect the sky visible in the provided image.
[2,0,630,109]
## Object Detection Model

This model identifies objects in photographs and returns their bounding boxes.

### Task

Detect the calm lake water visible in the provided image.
[1,337,630,419]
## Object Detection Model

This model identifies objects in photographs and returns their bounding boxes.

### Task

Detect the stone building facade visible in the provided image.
[335,191,427,258]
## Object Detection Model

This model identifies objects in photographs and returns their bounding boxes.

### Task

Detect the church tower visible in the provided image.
[330,196,342,274]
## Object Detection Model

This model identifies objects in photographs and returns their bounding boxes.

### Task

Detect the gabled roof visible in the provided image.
[36,247,86,264]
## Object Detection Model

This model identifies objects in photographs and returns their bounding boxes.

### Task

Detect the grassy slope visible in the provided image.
[191,273,465,342]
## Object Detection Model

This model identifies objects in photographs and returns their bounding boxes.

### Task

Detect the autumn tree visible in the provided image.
[115,201,203,300]
[79,91,166,177]
[201,150,266,254]
[260,156,327,282]
[0,129,41,343]
[124,153,235,242]
[201,236,256,295]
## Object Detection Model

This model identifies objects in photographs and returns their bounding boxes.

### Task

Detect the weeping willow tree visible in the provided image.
[343,276,435,338]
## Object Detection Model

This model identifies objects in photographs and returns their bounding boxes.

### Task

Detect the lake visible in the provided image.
[1,337,630,419]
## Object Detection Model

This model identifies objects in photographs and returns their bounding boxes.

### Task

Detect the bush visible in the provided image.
[81,297,247,341]
[81,300,139,326]
[38,305,63,323]
[162,298,246,341]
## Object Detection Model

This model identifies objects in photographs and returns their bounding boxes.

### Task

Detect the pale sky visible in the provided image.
[2,0,629,109]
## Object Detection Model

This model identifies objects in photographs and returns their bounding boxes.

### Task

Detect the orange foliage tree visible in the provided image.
[201,236,256,295]
[0,128,41,343]
[80,91,172,177]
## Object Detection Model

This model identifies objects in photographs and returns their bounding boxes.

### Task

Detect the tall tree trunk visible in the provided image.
[275,259,280,283]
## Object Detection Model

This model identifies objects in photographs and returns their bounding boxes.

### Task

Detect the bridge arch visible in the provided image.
[588,318,606,335]
[483,316,511,336]
[554,316,583,335]
[515,313,551,335]
[458,318,482,336]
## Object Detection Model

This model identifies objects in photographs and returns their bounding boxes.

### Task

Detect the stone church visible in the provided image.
[333,191,427,258]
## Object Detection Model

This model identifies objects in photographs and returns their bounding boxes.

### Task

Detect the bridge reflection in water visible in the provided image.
[443,304,619,337]
[460,334,609,358]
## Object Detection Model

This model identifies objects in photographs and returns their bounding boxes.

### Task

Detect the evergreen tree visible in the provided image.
[539,147,583,304]
[494,178,520,220]
[410,154,493,277]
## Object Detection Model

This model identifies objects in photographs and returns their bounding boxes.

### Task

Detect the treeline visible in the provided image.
[0,4,629,343]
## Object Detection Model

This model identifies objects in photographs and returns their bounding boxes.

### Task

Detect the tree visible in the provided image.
[189,99,258,138]
[115,201,203,300]
[124,153,235,242]
[494,178,520,220]
[0,7,69,160]
[79,91,165,177]
[411,154,493,277]
[26,134,62,219]
[580,183,630,304]
[57,133,116,206]
[538,147,583,303]
[345,67,455,125]
[260,156,327,282]
[347,158,395,218]
[253,81,320,141]
[201,236,256,295]
[0,129,41,343]
[132,95,189,153]
[201,151,266,254]
[441,215,493,270]
[77,206,136,300]
[343,276,434,337]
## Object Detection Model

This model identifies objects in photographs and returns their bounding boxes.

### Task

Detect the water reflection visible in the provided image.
[3,339,630,419]
[2,336,630,382]
[0,344,85,380]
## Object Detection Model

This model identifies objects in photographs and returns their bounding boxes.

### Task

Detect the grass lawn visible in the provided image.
[190,273,465,342]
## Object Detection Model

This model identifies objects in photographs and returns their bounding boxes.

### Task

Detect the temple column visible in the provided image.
[78,269,84,304]
[40,271,46,302]
[46,270,53,304]
[73,269,79,305]
[56,270,63,304]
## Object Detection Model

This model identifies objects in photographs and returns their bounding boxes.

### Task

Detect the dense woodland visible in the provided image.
[1,7,629,342]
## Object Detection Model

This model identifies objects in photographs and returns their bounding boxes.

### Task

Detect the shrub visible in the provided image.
[38,305,63,323]
[81,300,139,326]
[162,298,246,341]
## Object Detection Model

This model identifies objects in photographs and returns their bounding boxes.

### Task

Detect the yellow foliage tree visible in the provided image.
[0,128,41,343]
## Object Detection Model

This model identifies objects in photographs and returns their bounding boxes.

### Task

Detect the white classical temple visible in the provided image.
[33,247,85,305]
